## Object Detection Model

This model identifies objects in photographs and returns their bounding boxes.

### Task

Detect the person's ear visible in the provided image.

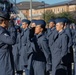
[41,28,43,32]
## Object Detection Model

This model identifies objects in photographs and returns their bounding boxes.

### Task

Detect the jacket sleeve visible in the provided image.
[61,35,68,58]
[41,38,52,71]
[66,29,72,48]
[41,38,51,63]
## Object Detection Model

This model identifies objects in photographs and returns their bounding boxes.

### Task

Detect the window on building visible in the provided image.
[40,11,41,13]
[58,8,59,12]
[50,9,52,12]
[20,3,22,5]
[26,11,27,13]
[62,8,64,12]
[53,9,55,12]
[36,11,39,14]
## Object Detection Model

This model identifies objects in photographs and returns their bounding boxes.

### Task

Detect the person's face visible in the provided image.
[22,22,28,29]
[2,20,9,28]
[35,25,43,34]
[49,22,55,28]
[70,25,73,29]
[56,23,63,32]
[31,23,36,28]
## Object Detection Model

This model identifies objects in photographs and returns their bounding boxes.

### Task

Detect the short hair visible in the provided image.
[40,25,46,32]
[58,22,65,26]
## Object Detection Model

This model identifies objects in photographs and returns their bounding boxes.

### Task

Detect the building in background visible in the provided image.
[17,0,76,20]
[16,1,49,19]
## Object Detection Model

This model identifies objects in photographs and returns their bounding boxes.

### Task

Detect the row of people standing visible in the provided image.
[0,11,75,75]
[46,18,74,75]
[13,19,51,75]
[13,17,75,75]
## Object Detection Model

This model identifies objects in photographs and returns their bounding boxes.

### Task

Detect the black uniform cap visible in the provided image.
[0,12,10,20]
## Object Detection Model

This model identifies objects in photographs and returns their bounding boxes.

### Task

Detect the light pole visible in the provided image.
[15,0,16,6]
[30,0,32,21]
[42,1,45,20]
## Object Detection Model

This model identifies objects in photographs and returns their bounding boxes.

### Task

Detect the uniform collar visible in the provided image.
[64,27,70,30]
[48,27,56,37]
[51,27,56,31]
[24,28,28,31]
[58,29,65,35]
[36,33,43,38]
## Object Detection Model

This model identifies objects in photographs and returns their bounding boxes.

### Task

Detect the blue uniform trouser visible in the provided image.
[67,63,72,75]
[33,60,46,75]
[75,46,76,75]
[75,63,76,75]
[28,54,34,75]
[25,67,30,75]
[67,47,73,75]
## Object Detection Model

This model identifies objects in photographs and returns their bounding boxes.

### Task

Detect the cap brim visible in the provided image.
[0,16,10,20]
